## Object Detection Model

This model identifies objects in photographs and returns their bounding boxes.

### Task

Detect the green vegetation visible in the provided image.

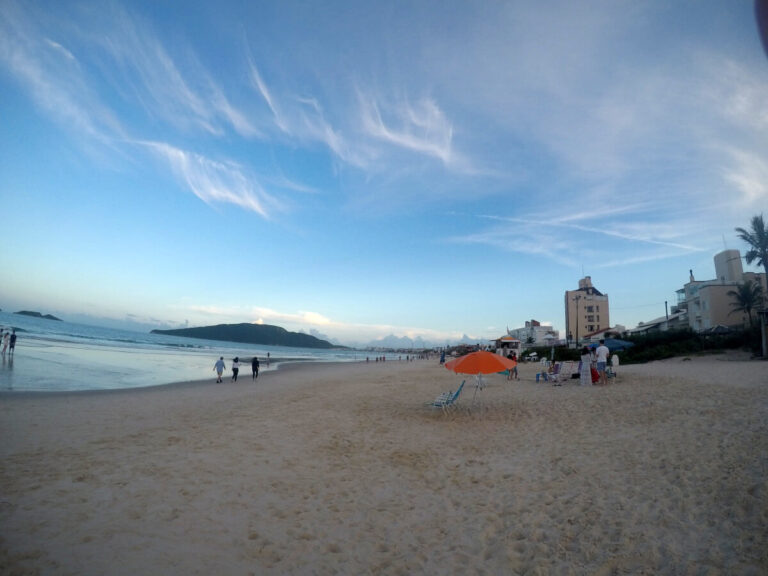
[619,328,760,363]
[727,280,763,328]
[151,323,341,349]
[735,213,768,357]
[524,326,762,365]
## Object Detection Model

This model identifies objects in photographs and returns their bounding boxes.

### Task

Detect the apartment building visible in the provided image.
[564,276,610,346]
[675,249,767,331]
[506,319,559,346]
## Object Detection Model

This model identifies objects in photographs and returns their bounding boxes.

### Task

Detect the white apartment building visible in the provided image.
[506,320,559,346]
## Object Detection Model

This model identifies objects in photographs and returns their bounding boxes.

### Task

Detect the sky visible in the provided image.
[1,1,767,347]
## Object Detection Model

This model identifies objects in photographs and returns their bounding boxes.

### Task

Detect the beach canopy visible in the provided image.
[445,350,517,375]
[589,338,635,352]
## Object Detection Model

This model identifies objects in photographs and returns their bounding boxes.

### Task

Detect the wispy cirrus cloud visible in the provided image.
[449,207,707,269]
[141,141,280,216]
[358,91,454,165]
[0,4,124,143]
[248,59,287,133]
[95,4,258,138]
[247,60,371,168]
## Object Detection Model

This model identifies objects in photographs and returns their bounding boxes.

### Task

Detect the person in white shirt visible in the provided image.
[595,340,610,385]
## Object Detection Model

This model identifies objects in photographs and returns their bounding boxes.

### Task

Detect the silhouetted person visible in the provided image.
[231,357,240,381]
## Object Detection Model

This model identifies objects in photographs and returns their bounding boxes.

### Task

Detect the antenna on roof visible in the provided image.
[722,234,728,249]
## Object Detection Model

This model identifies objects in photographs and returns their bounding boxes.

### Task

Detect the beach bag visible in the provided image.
[591,366,599,383]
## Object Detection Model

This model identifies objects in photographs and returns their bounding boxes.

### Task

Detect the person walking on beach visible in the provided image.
[214,356,226,383]
[252,356,260,380]
[1,331,9,356]
[231,357,240,382]
[579,346,592,386]
[9,330,16,356]
[595,339,610,385]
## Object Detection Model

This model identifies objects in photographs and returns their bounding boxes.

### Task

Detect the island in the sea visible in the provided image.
[151,323,342,349]
[15,310,63,321]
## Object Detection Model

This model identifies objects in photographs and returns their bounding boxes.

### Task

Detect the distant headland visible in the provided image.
[151,323,342,349]
[15,310,62,321]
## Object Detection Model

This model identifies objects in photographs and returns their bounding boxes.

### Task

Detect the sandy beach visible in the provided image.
[1,353,766,575]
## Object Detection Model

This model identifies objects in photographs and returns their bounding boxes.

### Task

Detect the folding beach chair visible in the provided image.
[428,380,465,414]
[551,361,573,385]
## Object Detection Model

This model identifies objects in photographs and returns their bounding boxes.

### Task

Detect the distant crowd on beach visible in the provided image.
[0,328,17,357]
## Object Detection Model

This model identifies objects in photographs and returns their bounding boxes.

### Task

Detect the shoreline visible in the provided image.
[0,358,370,398]
[1,354,766,574]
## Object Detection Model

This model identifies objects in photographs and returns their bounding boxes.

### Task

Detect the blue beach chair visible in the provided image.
[428,380,465,413]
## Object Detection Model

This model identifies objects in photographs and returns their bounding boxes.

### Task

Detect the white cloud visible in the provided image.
[722,147,768,204]
[95,6,258,138]
[358,90,454,165]
[248,59,287,133]
[0,6,124,143]
[142,141,278,216]
[180,302,466,345]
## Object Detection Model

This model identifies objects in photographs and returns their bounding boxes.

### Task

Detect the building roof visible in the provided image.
[627,311,686,334]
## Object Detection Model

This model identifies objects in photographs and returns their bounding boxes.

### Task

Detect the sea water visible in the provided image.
[0,312,372,392]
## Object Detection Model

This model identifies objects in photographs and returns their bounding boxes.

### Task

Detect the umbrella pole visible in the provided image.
[471,374,482,404]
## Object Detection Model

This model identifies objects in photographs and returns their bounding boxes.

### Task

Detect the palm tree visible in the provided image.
[727,280,763,328]
[735,213,768,356]
[735,214,768,277]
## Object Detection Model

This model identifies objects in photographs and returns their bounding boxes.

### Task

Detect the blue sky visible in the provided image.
[1,1,766,347]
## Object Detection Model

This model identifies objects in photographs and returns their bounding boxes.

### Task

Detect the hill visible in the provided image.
[15,311,62,321]
[151,323,340,349]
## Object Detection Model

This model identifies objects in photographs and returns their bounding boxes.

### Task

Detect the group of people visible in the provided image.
[580,339,616,386]
[0,328,17,357]
[213,355,262,383]
[534,339,619,385]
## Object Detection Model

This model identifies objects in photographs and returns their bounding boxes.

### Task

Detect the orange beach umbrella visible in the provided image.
[444,350,517,375]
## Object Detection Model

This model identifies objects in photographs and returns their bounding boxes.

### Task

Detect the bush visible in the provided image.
[522,326,761,366]
[620,327,760,364]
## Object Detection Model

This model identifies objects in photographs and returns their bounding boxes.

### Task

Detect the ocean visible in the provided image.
[0,312,375,392]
